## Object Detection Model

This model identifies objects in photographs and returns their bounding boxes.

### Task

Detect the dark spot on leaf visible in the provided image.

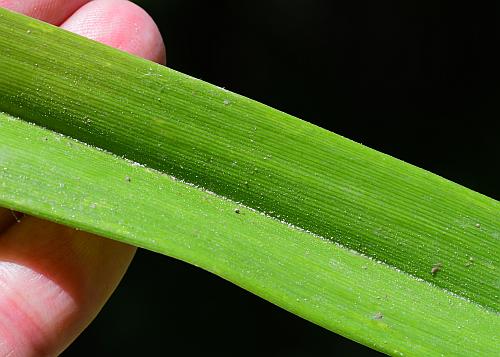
[431,263,442,275]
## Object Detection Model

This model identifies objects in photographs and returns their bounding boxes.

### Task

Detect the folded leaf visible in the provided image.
[0,8,498,356]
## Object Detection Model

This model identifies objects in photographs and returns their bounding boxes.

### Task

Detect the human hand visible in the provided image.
[0,1,165,355]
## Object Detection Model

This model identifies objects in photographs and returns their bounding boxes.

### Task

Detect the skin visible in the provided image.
[0,1,166,355]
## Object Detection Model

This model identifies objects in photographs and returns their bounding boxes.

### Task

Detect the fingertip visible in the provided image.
[61,0,166,64]
[0,0,90,25]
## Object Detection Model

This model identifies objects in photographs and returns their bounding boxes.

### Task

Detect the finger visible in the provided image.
[0,0,90,25]
[61,0,166,64]
[0,217,135,356]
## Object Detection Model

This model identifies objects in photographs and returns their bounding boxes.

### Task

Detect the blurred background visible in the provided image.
[63,1,498,356]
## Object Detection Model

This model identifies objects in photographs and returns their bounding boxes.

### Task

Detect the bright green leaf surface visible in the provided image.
[1,113,498,356]
[0,8,498,356]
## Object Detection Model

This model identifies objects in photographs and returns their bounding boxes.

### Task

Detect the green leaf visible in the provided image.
[0,8,498,356]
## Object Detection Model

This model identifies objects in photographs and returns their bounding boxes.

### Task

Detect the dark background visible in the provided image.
[64,1,498,356]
